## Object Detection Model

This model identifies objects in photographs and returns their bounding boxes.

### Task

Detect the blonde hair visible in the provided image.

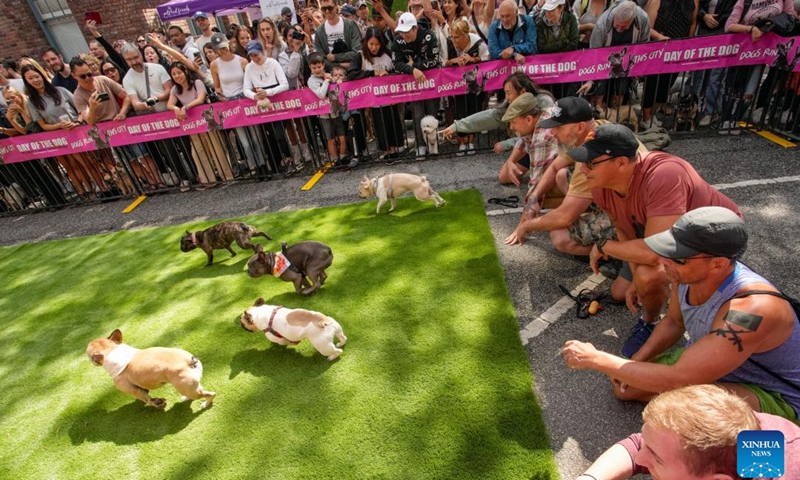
[450,18,471,37]
[257,18,284,51]
[19,56,53,82]
[643,385,759,479]
[80,54,103,74]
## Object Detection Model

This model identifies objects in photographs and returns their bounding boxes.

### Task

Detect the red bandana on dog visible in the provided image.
[272,252,292,276]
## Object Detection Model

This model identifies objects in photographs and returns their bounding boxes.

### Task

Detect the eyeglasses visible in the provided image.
[320,5,335,11]
[102,67,117,74]
[585,156,616,170]
[671,255,715,265]
[77,73,95,80]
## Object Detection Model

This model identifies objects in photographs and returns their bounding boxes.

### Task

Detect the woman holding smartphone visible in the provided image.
[22,65,109,198]
[168,62,232,186]
[361,28,403,161]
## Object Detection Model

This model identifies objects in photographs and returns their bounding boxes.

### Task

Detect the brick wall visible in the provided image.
[0,0,52,60]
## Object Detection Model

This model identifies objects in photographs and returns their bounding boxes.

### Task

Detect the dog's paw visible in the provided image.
[201,399,214,409]
[151,398,167,409]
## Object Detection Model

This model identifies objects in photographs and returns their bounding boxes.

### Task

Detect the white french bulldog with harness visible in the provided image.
[239,298,348,361]
[357,173,446,214]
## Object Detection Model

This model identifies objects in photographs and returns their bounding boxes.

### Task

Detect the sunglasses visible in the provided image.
[137,38,146,43]
[585,156,616,170]
[671,255,714,265]
[102,67,117,74]
[77,73,95,80]
[320,5,335,11]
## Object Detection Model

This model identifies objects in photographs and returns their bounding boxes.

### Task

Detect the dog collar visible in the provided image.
[263,306,300,345]
[191,232,197,246]
[271,252,292,277]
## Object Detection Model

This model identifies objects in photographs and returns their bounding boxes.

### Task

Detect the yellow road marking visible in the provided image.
[301,162,335,191]
[738,122,797,148]
[122,195,147,213]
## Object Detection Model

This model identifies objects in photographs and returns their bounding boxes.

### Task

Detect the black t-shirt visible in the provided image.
[51,71,78,93]
[610,25,634,46]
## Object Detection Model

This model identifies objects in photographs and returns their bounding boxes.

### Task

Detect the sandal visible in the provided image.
[487,196,520,208]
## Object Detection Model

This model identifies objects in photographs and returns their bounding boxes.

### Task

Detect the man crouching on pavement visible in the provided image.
[562,207,800,423]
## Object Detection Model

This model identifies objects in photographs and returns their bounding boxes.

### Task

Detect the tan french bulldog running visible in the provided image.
[86,329,216,409]
[357,173,445,213]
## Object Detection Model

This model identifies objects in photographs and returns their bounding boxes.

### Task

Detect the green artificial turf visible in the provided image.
[0,189,557,480]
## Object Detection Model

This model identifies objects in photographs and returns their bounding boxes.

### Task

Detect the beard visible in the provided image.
[556,133,580,157]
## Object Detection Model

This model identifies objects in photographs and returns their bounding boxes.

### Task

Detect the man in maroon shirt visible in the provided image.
[567,124,740,358]
[577,385,800,480]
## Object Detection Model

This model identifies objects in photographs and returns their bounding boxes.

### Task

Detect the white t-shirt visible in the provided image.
[243,58,289,99]
[215,55,246,98]
[325,19,345,51]
[123,62,172,112]
[362,53,393,72]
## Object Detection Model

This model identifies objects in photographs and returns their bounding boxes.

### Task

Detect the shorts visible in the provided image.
[567,205,615,247]
[320,116,345,140]
[655,347,800,422]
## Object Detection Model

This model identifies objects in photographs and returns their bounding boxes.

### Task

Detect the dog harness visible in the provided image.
[190,232,198,246]
[103,344,140,378]
[271,252,292,277]
[262,306,300,345]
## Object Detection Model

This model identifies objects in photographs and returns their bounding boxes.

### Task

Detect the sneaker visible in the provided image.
[467,143,476,155]
[698,113,713,127]
[347,157,359,168]
[644,116,662,128]
[621,317,656,359]
[457,144,467,157]
[417,146,427,156]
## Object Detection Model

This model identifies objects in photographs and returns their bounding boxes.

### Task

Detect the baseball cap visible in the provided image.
[395,12,418,32]
[209,32,230,51]
[644,207,747,260]
[538,97,594,128]
[501,92,541,122]
[341,5,357,15]
[192,11,209,20]
[246,40,263,56]
[542,0,566,10]
[356,0,368,7]
[567,123,639,163]
[281,6,293,16]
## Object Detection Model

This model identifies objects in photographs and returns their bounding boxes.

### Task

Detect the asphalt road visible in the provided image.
[2,129,798,479]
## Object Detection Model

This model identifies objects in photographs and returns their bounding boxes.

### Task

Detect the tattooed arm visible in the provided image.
[562,284,795,396]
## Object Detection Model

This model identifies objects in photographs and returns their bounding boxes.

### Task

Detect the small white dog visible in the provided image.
[358,173,446,213]
[0,183,28,211]
[420,115,439,154]
[239,298,348,361]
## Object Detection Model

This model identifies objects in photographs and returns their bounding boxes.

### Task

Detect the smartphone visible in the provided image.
[97,92,110,102]
[85,11,102,24]
[194,51,202,60]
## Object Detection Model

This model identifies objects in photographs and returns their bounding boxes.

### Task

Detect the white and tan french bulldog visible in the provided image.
[239,298,347,361]
[86,329,216,409]
[357,173,446,214]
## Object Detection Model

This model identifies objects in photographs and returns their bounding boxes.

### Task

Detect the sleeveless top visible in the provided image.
[215,55,246,98]
[654,0,696,39]
[679,263,800,415]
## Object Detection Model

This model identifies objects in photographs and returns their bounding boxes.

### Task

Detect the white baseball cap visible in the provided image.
[395,12,418,32]
[542,0,565,10]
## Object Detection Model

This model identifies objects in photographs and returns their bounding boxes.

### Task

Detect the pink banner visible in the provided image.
[2,33,798,164]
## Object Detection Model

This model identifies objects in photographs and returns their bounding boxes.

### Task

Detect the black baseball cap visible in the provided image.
[538,96,594,128]
[567,123,639,163]
[644,207,747,260]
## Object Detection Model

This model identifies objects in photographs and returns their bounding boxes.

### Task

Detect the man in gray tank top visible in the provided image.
[562,207,800,422]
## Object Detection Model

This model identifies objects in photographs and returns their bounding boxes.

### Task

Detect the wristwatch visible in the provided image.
[595,237,608,255]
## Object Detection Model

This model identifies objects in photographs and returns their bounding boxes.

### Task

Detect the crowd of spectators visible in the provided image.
[1,0,800,476]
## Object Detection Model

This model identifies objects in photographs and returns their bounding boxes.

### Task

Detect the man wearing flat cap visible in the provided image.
[562,206,800,422]
[563,124,741,359]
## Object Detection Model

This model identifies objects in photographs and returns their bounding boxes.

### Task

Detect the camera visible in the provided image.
[97,92,110,102]
[291,30,305,40]
[145,97,157,107]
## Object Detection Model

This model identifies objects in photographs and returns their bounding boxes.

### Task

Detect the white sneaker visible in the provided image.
[751,107,764,122]
[645,116,662,128]
[467,143,476,155]
[698,113,713,127]
[718,120,741,135]
[416,146,427,159]
[457,144,467,157]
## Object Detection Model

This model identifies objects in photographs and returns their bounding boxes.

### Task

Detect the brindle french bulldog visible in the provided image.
[247,241,333,295]
[181,221,272,266]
